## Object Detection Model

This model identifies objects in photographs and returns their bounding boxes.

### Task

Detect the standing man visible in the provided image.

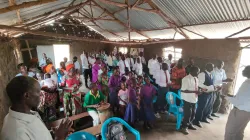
[164,54,173,72]
[170,58,186,104]
[126,54,134,72]
[107,52,113,71]
[81,51,92,88]
[148,54,157,78]
[73,56,81,74]
[118,55,130,75]
[194,63,219,127]
[139,52,146,73]
[224,66,250,140]
[211,60,233,117]
[1,76,72,140]
[181,66,200,134]
[185,58,195,75]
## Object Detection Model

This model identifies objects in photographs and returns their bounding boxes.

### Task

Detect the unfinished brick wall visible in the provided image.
[111,39,241,113]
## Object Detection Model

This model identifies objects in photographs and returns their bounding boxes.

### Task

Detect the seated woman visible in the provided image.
[98,66,109,102]
[61,64,82,117]
[84,83,106,126]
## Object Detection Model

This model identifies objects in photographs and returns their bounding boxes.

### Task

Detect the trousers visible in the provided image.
[194,93,213,122]
[88,110,100,126]
[84,69,92,87]
[182,101,196,128]
[213,91,222,114]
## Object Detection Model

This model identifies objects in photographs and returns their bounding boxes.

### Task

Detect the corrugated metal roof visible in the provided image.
[153,0,250,26]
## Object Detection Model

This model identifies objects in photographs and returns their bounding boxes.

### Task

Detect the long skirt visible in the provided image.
[109,88,118,107]
[140,101,155,122]
[63,90,82,117]
[124,103,137,124]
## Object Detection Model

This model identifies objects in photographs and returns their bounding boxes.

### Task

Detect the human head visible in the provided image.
[243,66,250,78]
[6,76,41,108]
[189,58,195,65]
[44,73,51,79]
[60,61,66,70]
[17,63,27,74]
[121,82,126,90]
[113,66,120,76]
[73,56,77,63]
[137,76,143,83]
[95,57,101,64]
[127,54,130,58]
[168,54,173,61]
[205,63,214,72]
[137,58,141,63]
[36,72,43,80]
[90,83,98,94]
[130,78,137,88]
[102,66,107,74]
[139,52,143,57]
[46,59,52,65]
[42,53,47,59]
[66,64,75,76]
[216,60,224,69]
[157,57,163,63]
[190,66,200,77]
[162,63,168,71]
[63,57,68,63]
[144,76,150,85]
[121,55,125,61]
[177,58,184,68]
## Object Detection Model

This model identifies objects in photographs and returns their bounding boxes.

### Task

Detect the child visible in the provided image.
[118,82,128,117]
[133,58,143,76]
[181,66,201,134]
[124,78,138,127]
[41,73,56,88]
[140,76,157,130]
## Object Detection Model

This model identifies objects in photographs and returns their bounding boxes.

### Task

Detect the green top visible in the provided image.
[83,90,105,111]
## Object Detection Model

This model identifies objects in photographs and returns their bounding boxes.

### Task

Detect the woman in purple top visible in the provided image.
[92,57,101,83]
[140,76,157,130]
[124,78,138,127]
[108,66,121,113]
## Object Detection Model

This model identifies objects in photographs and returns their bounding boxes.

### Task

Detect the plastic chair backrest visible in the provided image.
[66,131,96,140]
[101,117,140,140]
[178,90,181,97]
[166,92,179,106]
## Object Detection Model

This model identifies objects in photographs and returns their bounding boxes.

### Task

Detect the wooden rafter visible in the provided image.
[131,0,141,8]
[226,26,250,38]
[182,27,207,38]
[0,24,179,45]
[70,16,116,21]
[92,0,150,39]
[98,0,158,14]
[126,0,131,41]
[8,0,22,23]
[0,0,57,14]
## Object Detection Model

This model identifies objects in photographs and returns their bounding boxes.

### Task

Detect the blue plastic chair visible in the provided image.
[101,117,140,140]
[152,85,158,103]
[166,92,184,130]
[66,131,96,140]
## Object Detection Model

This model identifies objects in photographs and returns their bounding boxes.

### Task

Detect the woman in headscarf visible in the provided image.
[61,64,82,117]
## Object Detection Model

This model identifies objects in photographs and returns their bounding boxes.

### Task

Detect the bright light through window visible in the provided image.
[163,46,182,61]
[53,44,70,69]
[119,47,128,54]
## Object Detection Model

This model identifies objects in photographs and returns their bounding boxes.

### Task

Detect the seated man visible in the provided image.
[1,76,72,140]
[84,83,106,126]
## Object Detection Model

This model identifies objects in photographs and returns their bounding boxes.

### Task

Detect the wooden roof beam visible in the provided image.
[92,0,150,39]
[226,26,250,38]
[0,0,57,14]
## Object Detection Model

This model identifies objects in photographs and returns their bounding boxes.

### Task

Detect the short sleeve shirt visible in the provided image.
[83,90,105,111]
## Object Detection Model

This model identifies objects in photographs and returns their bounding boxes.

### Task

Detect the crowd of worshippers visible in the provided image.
[3,49,234,136]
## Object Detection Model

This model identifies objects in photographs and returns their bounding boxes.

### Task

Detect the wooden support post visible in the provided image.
[92,0,150,39]
[126,0,131,41]
[0,0,57,14]
[25,40,32,59]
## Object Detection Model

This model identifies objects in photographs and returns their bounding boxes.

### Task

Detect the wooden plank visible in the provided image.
[25,40,32,59]
[0,0,57,14]
[82,124,102,135]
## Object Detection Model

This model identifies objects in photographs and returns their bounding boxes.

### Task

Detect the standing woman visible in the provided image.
[108,67,121,114]
[98,66,109,102]
[61,64,82,117]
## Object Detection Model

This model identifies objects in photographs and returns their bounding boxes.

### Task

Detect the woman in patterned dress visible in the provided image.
[98,66,109,102]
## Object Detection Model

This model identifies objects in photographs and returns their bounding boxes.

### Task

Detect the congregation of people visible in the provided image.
[2,48,250,140]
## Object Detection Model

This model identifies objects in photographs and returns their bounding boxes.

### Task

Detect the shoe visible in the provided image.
[155,113,161,119]
[193,122,203,128]
[211,113,220,118]
[188,125,197,130]
[207,116,213,120]
[181,128,189,135]
[147,123,153,129]
[201,119,210,124]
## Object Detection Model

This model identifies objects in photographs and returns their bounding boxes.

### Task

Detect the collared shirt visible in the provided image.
[118,60,130,75]
[171,66,186,89]
[139,56,146,64]
[1,108,53,140]
[211,67,227,86]
[107,55,113,66]
[155,69,171,87]
[80,54,88,69]
[152,62,161,78]
[74,61,81,70]
[181,74,199,103]
[148,58,157,75]
[16,72,35,77]
[198,71,215,92]
[83,90,105,111]
[164,59,172,71]
[126,58,134,67]
[133,62,143,76]
[227,79,250,112]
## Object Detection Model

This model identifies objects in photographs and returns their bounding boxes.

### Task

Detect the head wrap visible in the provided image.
[45,64,53,73]
[66,64,74,72]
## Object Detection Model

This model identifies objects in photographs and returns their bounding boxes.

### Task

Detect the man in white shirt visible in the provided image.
[80,52,92,88]
[155,63,171,117]
[194,63,220,127]
[118,55,130,75]
[15,63,35,77]
[164,54,173,72]
[1,76,72,140]
[211,60,233,117]
[73,56,81,74]
[224,66,250,140]
[152,57,162,80]
[126,54,134,72]
[181,66,201,134]
[148,54,157,78]
[107,52,113,70]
